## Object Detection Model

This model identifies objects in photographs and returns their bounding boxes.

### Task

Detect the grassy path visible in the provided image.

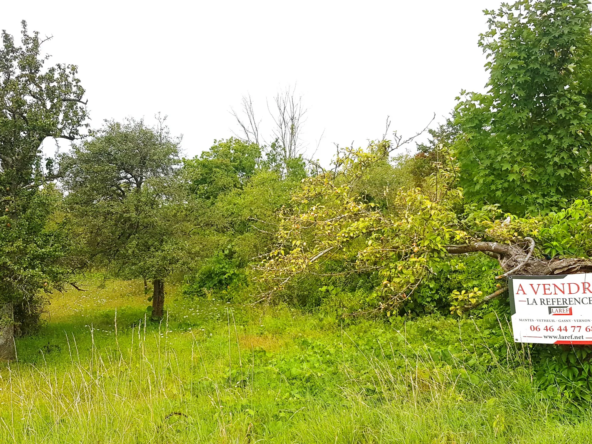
[0,279,590,443]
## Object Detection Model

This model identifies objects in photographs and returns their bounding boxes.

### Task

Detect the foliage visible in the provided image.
[263,140,308,180]
[534,345,592,404]
[61,117,187,318]
[183,250,245,299]
[537,197,592,257]
[257,143,468,313]
[409,254,503,316]
[455,0,592,214]
[215,170,304,261]
[0,188,69,300]
[464,195,592,260]
[0,187,68,334]
[182,142,304,302]
[450,288,484,316]
[410,118,459,188]
[0,22,87,326]
[183,138,262,201]
[0,21,88,194]
[5,279,592,442]
[256,137,592,322]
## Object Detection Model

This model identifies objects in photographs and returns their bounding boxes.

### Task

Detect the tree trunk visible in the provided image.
[446,241,592,277]
[445,239,592,312]
[152,279,165,320]
[0,303,15,361]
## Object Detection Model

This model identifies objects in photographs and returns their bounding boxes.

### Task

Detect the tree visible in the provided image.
[455,0,592,214]
[231,95,261,146]
[232,87,307,163]
[257,143,592,315]
[268,87,307,161]
[183,138,262,201]
[62,117,185,320]
[0,22,88,358]
[181,137,306,300]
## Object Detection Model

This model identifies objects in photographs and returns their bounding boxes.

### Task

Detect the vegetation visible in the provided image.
[0,21,88,356]
[62,117,186,319]
[2,280,592,443]
[455,0,592,214]
[4,0,592,441]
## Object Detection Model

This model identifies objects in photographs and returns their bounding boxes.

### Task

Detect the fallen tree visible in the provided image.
[445,238,592,312]
[446,239,592,278]
[256,144,592,315]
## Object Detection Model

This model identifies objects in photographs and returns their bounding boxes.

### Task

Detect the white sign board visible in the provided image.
[509,275,592,345]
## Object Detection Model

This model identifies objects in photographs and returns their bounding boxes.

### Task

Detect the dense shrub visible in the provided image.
[183,251,246,299]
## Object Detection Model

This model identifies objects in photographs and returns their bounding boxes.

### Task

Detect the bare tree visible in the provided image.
[268,87,307,160]
[231,95,261,146]
[231,87,307,162]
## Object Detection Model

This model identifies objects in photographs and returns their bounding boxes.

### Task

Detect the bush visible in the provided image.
[405,254,503,317]
[533,345,592,406]
[183,251,245,299]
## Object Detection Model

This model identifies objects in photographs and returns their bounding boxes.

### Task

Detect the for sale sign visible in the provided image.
[509,275,592,344]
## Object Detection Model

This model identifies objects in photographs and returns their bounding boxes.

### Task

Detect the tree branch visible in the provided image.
[496,237,535,280]
[69,282,87,292]
[61,97,88,105]
[462,286,508,312]
[250,224,273,234]
[309,246,335,263]
[389,113,435,153]
[56,135,77,141]
[445,242,512,256]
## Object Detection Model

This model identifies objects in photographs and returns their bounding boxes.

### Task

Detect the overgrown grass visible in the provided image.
[0,278,590,443]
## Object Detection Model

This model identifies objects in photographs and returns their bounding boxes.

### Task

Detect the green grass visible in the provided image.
[0,278,590,443]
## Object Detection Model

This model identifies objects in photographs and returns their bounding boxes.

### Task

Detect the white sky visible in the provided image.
[4,0,505,164]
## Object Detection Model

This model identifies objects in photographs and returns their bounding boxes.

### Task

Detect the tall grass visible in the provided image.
[0,279,590,443]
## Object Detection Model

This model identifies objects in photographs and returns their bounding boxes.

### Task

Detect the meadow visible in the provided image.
[0,278,589,443]
[7,2,592,442]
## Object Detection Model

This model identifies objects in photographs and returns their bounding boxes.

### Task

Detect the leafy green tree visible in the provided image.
[62,117,185,320]
[0,22,88,357]
[183,138,261,201]
[182,139,303,299]
[455,0,592,214]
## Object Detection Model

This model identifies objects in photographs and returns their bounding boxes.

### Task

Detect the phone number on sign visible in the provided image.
[528,325,592,332]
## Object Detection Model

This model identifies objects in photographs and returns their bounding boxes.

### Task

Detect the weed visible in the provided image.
[0,279,591,442]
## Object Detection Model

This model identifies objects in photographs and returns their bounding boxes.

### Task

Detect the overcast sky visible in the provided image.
[5,0,505,164]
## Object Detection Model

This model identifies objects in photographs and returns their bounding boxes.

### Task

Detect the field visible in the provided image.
[0,278,590,443]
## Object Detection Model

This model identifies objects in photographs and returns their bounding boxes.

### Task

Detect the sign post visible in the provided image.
[509,275,592,345]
